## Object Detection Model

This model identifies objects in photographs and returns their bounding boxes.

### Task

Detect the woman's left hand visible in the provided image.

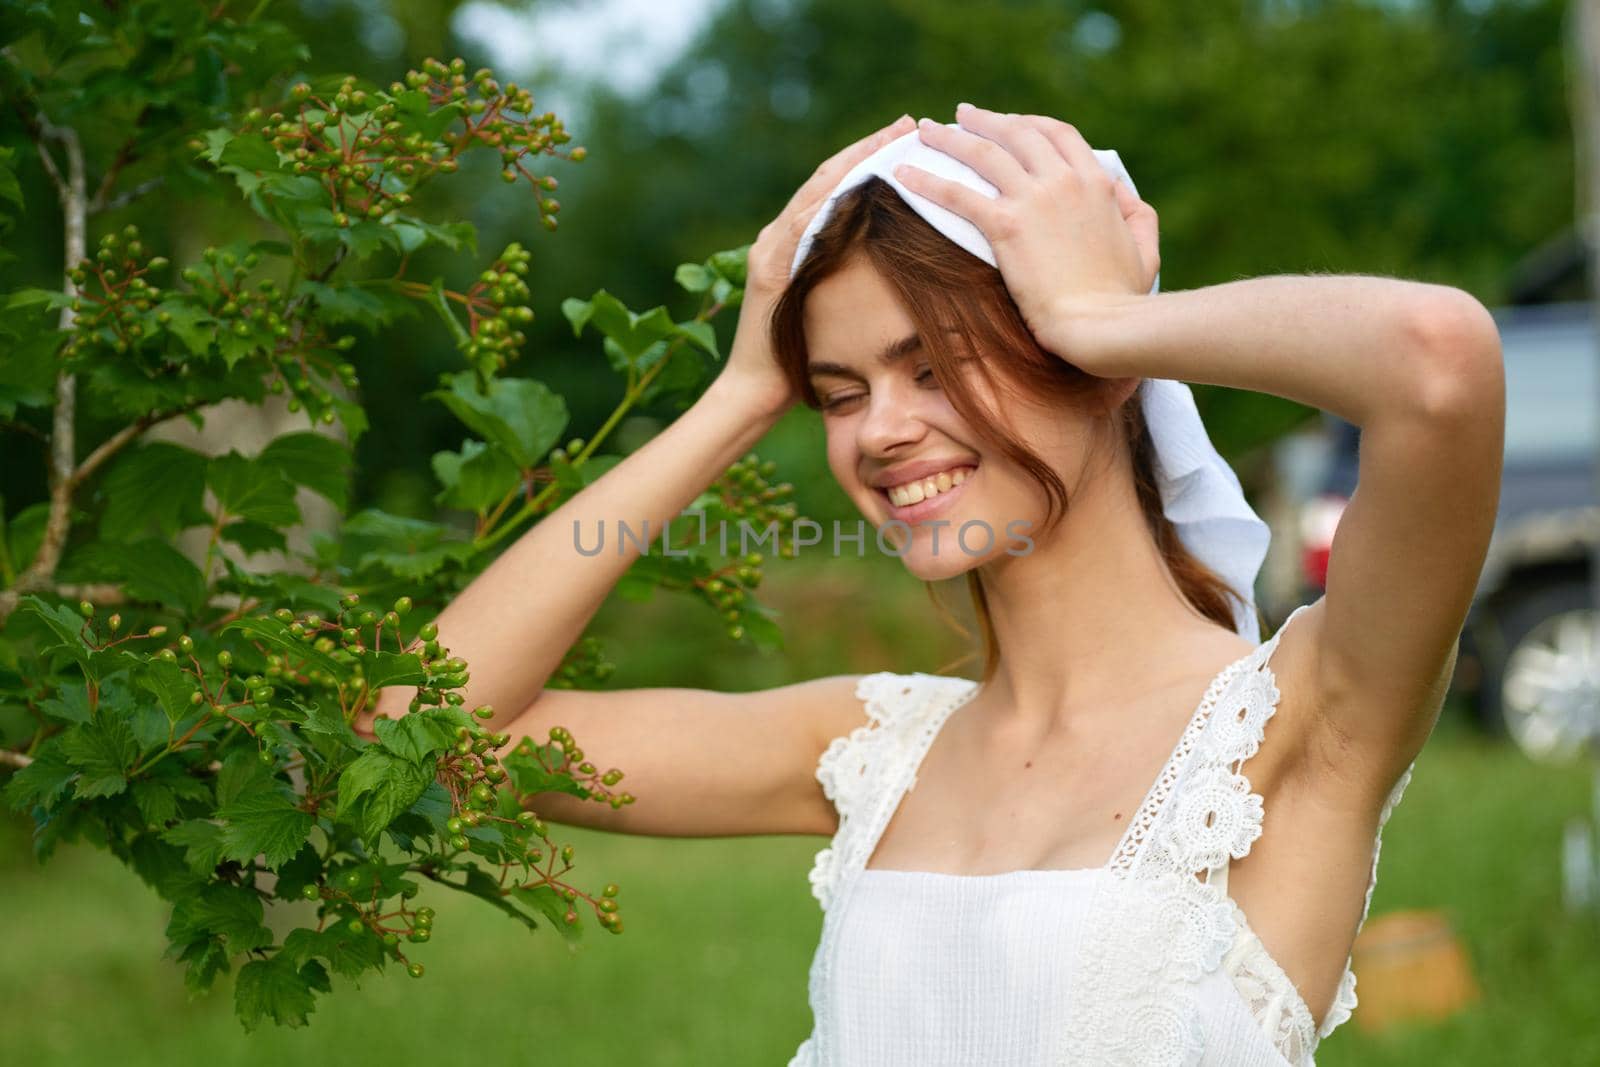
[893,104,1159,369]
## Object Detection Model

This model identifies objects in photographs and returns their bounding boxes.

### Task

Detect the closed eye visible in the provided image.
[820,366,938,414]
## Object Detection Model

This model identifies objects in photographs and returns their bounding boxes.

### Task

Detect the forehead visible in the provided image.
[803,256,916,374]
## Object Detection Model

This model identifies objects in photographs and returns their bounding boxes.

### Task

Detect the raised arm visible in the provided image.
[1060,275,1505,795]
[368,114,921,838]
[371,371,789,726]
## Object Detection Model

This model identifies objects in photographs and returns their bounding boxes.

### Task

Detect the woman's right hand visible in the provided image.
[715,113,917,418]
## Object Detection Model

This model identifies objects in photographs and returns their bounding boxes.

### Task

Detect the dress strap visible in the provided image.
[807,671,980,911]
[1058,602,1316,1065]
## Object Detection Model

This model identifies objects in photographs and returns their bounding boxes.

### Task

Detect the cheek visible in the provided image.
[823,431,858,494]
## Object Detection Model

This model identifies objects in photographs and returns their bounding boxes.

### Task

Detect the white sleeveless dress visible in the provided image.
[789,603,1416,1066]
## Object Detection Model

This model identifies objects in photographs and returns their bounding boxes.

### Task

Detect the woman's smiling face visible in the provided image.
[803,254,1100,580]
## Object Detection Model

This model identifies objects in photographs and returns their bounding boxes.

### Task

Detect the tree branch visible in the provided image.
[0,109,86,628]
[98,175,166,213]
[70,396,211,490]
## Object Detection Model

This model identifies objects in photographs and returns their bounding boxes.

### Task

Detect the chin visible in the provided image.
[897,541,981,581]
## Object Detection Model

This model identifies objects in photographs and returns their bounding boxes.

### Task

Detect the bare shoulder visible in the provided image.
[808,670,977,750]
[804,672,876,749]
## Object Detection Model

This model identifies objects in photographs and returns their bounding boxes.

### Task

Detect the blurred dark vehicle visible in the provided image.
[1284,301,1600,760]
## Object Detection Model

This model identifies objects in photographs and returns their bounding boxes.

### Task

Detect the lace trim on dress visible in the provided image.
[808,671,980,912]
[801,629,1417,1066]
[1222,901,1317,1064]
[1058,633,1273,1067]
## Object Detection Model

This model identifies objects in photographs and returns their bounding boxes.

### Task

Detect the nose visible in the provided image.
[857,380,929,457]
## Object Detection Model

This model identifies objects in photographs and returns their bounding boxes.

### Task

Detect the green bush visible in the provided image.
[0,0,797,1030]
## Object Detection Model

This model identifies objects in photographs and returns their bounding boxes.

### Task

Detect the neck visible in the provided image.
[972,460,1249,735]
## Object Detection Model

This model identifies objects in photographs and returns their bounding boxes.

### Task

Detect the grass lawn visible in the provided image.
[3,692,1597,1064]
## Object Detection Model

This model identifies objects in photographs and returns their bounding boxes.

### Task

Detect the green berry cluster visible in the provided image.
[459,242,534,377]
[135,585,633,941]
[226,59,580,236]
[546,436,585,465]
[183,245,355,422]
[56,223,355,427]
[507,726,634,813]
[58,225,168,360]
[545,635,615,689]
[702,453,794,640]
[441,718,629,934]
[299,870,438,976]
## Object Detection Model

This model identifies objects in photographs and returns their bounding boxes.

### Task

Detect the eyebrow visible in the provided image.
[807,332,922,381]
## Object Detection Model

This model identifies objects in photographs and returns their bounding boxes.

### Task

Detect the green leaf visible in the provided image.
[373,710,457,764]
[425,370,567,469]
[220,520,288,555]
[292,280,402,332]
[98,442,210,540]
[300,699,359,746]
[512,883,583,945]
[503,743,591,800]
[207,128,291,197]
[176,937,231,994]
[137,659,196,724]
[37,680,93,724]
[256,432,353,511]
[675,319,720,360]
[388,217,476,255]
[64,539,209,616]
[273,845,322,901]
[154,300,219,357]
[281,925,384,981]
[338,509,475,581]
[739,601,785,653]
[222,615,344,680]
[218,788,314,869]
[207,451,301,526]
[336,747,435,845]
[134,767,210,826]
[60,717,139,798]
[215,746,276,807]
[571,290,679,367]
[708,247,749,286]
[161,819,227,875]
[560,296,595,339]
[337,218,401,260]
[129,833,207,902]
[441,865,539,930]
[4,287,73,313]
[167,883,272,952]
[14,596,95,677]
[0,328,59,416]
[130,777,180,824]
[3,741,75,812]
[674,262,714,293]
[430,438,522,513]
[360,650,427,691]
[235,955,320,1031]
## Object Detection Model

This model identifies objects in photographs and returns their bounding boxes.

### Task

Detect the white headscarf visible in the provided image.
[789,123,1270,641]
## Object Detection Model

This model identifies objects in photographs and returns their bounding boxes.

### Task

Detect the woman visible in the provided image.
[376,107,1504,1064]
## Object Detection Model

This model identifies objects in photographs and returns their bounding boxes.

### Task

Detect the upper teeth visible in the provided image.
[886,466,973,507]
